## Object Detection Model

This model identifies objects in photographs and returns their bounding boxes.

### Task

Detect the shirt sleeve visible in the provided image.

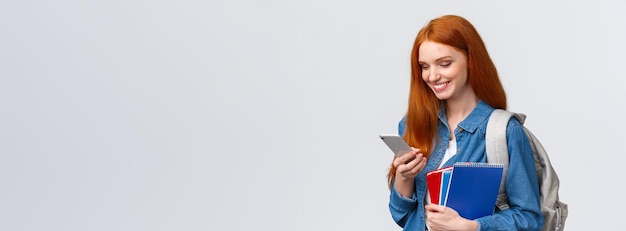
[398,116,407,136]
[388,183,418,227]
[388,116,416,227]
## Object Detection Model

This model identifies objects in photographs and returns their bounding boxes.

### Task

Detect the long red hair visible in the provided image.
[387,15,507,188]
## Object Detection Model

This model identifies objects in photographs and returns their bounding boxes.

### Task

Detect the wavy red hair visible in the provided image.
[387,15,507,188]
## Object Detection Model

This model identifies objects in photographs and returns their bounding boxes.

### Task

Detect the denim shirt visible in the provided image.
[388,101,543,231]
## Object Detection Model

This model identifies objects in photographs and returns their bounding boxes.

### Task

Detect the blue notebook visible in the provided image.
[444,162,504,220]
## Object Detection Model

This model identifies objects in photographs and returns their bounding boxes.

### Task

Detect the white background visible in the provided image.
[1,1,624,230]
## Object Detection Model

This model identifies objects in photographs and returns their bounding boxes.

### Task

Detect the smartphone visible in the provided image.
[379,134,413,157]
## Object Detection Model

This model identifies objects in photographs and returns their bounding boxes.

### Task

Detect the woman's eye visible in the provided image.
[440,62,451,67]
[421,65,430,70]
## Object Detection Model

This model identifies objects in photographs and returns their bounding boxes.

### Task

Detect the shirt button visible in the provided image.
[459,128,464,132]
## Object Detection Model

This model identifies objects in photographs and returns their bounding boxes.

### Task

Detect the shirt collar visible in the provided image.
[438,100,495,134]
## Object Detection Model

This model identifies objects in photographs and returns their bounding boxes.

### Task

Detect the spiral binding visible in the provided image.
[453,162,504,168]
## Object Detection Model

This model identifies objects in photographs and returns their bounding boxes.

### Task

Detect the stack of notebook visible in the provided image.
[426,162,504,220]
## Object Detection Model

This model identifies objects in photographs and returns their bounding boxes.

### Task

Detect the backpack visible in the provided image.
[485,109,568,231]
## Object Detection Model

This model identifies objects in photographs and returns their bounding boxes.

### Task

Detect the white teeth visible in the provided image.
[434,82,448,90]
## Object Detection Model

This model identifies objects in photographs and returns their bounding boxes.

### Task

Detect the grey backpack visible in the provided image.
[486,109,568,231]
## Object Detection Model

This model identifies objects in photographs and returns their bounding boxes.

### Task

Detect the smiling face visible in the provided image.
[418,40,474,101]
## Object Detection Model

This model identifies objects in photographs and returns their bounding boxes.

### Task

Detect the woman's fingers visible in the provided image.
[395,149,421,164]
[394,150,427,180]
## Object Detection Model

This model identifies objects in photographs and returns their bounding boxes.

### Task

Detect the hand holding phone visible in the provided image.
[379,134,413,157]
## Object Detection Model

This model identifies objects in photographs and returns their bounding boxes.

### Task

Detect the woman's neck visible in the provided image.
[446,96,479,121]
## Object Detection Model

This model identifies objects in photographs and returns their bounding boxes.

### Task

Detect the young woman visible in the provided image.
[387,15,543,231]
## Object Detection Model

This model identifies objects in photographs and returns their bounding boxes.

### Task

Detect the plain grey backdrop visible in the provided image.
[1,0,624,230]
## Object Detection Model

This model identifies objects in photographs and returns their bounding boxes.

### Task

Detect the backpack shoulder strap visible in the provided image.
[486,109,527,210]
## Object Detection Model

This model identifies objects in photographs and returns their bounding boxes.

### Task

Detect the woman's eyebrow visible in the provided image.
[419,56,453,63]
[435,56,453,62]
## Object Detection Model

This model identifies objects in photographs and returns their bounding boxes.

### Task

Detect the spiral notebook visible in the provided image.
[426,162,504,220]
